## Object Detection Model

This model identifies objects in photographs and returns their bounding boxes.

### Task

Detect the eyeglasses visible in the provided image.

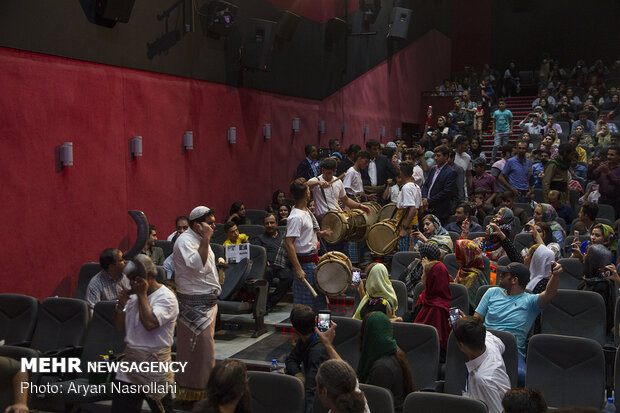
[176,225,189,230]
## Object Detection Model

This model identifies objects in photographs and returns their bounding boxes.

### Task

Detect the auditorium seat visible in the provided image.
[30,297,90,354]
[211,223,226,245]
[248,371,304,413]
[467,231,486,240]
[332,316,362,369]
[475,285,498,308]
[0,293,39,346]
[541,290,606,345]
[556,258,584,290]
[513,233,533,255]
[245,209,268,225]
[238,224,266,240]
[154,240,173,258]
[390,251,420,280]
[411,283,469,315]
[74,262,102,300]
[562,235,590,257]
[359,383,395,413]
[526,334,605,409]
[392,322,440,391]
[403,392,487,413]
[443,329,518,394]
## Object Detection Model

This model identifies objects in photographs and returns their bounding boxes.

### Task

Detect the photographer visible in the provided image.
[113,254,178,413]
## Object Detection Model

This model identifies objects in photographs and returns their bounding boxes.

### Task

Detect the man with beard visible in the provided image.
[475,262,563,384]
[531,149,550,189]
[588,146,620,219]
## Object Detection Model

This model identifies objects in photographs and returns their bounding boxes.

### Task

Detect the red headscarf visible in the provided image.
[414,261,452,350]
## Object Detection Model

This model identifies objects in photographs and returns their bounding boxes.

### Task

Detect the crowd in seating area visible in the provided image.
[3,58,620,413]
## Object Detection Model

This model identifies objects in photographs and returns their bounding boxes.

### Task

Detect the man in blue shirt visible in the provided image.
[498,141,531,202]
[475,262,563,385]
[532,149,550,189]
[570,112,596,135]
[492,99,513,163]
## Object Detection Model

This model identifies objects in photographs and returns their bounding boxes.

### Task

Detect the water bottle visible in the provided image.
[605,397,616,413]
[270,359,280,373]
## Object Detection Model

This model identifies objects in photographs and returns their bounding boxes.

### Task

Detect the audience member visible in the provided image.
[472,188,494,223]
[491,144,515,195]
[547,190,575,229]
[472,158,498,205]
[167,216,190,242]
[86,247,130,309]
[191,359,251,413]
[142,225,165,266]
[358,312,415,413]
[519,110,544,136]
[1,356,29,413]
[453,135,473,198]
[543,143,576,203]
[454,239,486,307]
[475,261,562,382]
[222,221,248,246]
[353,263,398,320]
[587,145,620,218]
[112,254,178,413]
[173,206,222,404]
[525,203,566,247]
[285,305,329,413]
[295,145,320,181]
[460,90,478,138]
[413,242,452,352]
[343,151,375,201]
[448,149,467,206]
[412,214,454,254]
[573,201,599,235]
[491,99,513,162]
[568,135,587,163]
[531,149,551,189]
[525,244,556,294]
[453,316,510,413]
[532,88,556,108]
[337,144,362,176]
[361,139,399,201]
[329,138,341,156]
[267,189,287,214]
[315,360,368,413]
[570,112,596,135]
[469,137,485,161]
[445,203,483,235]
[226,202,249,226]
[578,244,616,332]
[466,209,522,271]
[452,97,473,139]
[498,141,532,203]
[251,214,293,310]
[502,388,547,413]
[537,135,558,159]
[421,145,457,224]
[395,162,422,252]
[571,223,617,261]
[278,204,291,226]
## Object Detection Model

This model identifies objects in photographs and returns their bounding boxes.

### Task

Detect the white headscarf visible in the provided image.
[526,244,555,291]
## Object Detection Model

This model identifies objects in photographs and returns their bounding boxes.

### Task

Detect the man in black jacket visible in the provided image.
[285,305,329,413]
[361,139,399,204]
[295,144,319,181]
[422,145,458,225]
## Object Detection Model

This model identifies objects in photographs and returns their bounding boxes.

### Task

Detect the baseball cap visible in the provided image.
[189,206,212,221]
[496,262,530,288]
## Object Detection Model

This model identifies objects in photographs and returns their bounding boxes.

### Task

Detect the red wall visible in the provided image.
[0,29,451,299]
[450,0,492,71]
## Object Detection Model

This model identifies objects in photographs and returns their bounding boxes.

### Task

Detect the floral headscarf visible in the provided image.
[421,214,454,252]
[527,203,566,246]
[538,203,558,223]
[593,223,616,251]
[454,239,486,305]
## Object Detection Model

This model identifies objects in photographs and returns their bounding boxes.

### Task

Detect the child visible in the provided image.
[474,100,485,138]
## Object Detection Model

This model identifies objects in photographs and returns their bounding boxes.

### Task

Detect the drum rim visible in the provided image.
[315,258,352,296]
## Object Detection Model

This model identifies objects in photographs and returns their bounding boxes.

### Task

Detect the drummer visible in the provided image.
[285,178,332,312]
[342,151,377,202]
[307,158,371,252]
[395,161,422,252]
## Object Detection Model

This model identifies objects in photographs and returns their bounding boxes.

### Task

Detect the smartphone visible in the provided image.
[449,307,461,325]
[317,310,331,332]
[352,270,361,284]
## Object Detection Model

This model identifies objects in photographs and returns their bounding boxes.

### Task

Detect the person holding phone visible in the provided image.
[285,305,329,413]
[578,244,617,332]
[353,263,399,321]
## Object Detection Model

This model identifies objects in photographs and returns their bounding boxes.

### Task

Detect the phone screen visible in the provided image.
[317,311,331,332]
[352,271,361,284]
[448,307,461,325]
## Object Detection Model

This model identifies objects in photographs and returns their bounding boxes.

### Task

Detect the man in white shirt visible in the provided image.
[343,151,376,201]
[396,162,422,251]
[172,206,222,404]
[454,135,473,199]
[112,254,178,413]
[453,316,511,413]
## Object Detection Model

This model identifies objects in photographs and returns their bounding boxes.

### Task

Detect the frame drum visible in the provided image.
[315,251,353,296]
[366,219,399,255]
[321,210,351,243]
[379,203,397,221]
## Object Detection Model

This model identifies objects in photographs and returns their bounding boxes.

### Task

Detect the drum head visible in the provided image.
[379,203,397,221]
[321,212,347,243]
[315,260,352,296]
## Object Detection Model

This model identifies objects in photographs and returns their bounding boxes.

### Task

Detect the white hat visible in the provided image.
[189,206,212,221]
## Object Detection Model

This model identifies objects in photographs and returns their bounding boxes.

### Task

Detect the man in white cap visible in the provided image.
[172,206,221,406]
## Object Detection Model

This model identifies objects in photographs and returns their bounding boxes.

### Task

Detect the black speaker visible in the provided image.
[241,18,276,70]
[388,7,412,39]
[95,0,136,23]
[199,0,239,39]
[324,17,347,51]
[276,10,300,42]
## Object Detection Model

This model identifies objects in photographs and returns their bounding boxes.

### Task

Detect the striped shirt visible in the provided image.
[86,270,130,308]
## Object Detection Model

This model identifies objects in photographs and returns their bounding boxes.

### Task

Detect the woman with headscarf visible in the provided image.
[412,214,454,254]
[454,239,486,307]
[572,223,617,262]
[542,143,576,203]
[525,203,566,248]
[525,244,556,294]
[464,208,522,271]
[358,312,415,413]
[353,263,398,321]
[413,243,452,352]
[579,244,616,332]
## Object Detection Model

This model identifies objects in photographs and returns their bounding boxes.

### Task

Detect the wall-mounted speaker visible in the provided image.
[325,17,347,51]
[95,0,136,24]
[388,7,412,39]
[241,18,276,71]
[276,11,301,42]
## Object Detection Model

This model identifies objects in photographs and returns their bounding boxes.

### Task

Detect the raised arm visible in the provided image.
[537,261,563,308]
